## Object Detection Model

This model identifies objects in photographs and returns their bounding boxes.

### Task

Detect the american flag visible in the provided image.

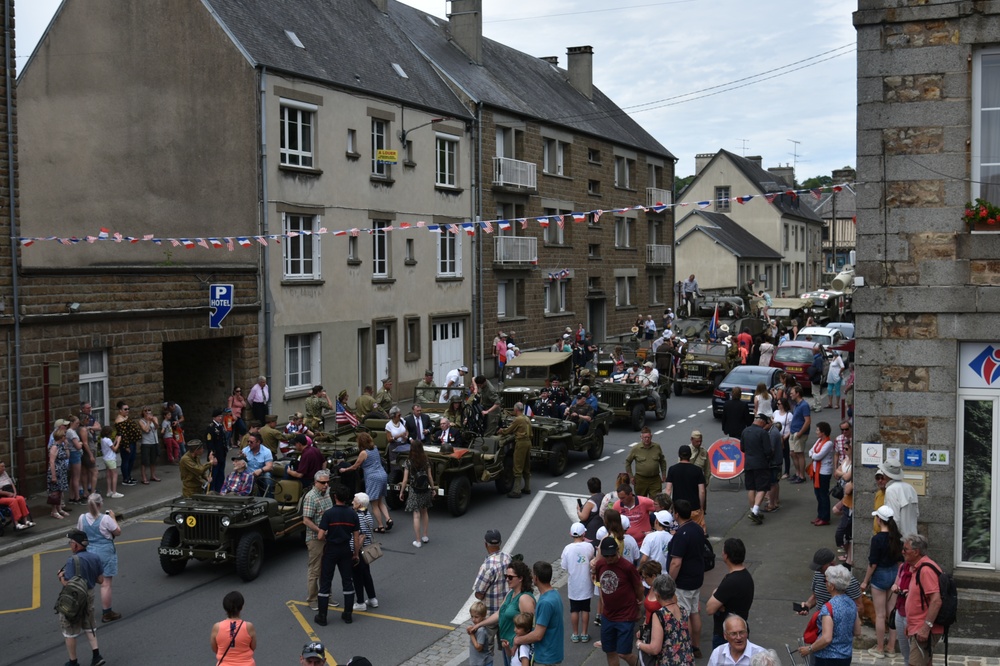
[483,220,494,233]
[336,407,359,428]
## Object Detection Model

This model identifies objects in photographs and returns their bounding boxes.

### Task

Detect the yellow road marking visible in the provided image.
[288,600,455,631]
[285,600,338,665]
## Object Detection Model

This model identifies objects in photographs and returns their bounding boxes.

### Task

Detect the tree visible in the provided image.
[675,174,695,196]
[801,174,833,189]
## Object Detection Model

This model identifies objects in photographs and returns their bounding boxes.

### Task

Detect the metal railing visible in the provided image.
[495,236,538,264]
[647,187,672,208]
[493,157,537,188]
[646,244,671,265]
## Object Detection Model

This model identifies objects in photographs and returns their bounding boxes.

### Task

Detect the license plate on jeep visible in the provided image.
[158,547,184,557]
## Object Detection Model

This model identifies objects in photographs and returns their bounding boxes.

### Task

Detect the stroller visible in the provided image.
[0,504,13,536]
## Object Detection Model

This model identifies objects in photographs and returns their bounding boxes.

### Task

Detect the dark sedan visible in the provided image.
[711,365,785,418]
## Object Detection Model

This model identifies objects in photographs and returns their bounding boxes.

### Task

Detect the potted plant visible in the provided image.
[964,198,1000,232]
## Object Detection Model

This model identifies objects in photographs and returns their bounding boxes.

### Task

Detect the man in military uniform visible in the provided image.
[474,375,501,436]
[259,414,283,458]
[499,402,532,499]
[548,377,569,418]
[415,370,437,404]
[354,386,377,421]
[566,393,595,436]
[305,385,334,432]
[179,440,216,498]
[532,389,555,418]
[625,427,667,498]
[375,378,394,413]
[689,430,712,508]
[205,409,228,493]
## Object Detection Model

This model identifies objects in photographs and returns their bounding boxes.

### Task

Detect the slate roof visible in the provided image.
[387,0,674,160]
[708,150,823,224]
[203,0,472,119]
[675,210,783,259]
[809,186,857,219]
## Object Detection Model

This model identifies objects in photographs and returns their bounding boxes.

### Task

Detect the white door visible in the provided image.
[432,320,465,385]
[375,326,391,383]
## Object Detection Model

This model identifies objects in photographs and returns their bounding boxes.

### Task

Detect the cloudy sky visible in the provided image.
[16,0,857,182]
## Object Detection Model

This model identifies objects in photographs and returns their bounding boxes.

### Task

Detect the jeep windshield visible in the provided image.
[773,346,813,363]
[686,342,728,358]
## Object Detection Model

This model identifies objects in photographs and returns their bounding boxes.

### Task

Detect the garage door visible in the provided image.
[431,319,465,385]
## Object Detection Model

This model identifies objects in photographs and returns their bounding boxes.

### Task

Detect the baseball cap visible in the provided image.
[600,536,619,556]
[595,526,609,541]
[810,547,835,571]
[67,529,89,547]
[347,658,373,666]
[231,453,248,462]
[458,365,469,373]
[570,522,587,537]
[872,505,894,521]
[54,419,70,428]
[212,408,224,417]
[301,642,325,659]
[654,510,673,527]
[620,515,631,530]
[484,529,502,545]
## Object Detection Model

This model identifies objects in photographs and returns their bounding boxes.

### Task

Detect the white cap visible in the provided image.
[570,522,587,537]
[872,505,894,521]
[620,515,631,530]
[654,510,673,527]
[595,526,609,541]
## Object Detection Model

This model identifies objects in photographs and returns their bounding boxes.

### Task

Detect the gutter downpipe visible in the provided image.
[259,67,273,393]
[476,102,483,377]
[5,0,23,478]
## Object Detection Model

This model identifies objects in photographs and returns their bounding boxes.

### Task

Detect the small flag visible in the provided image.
[448,224,460,234]
[209,238,224,248]
[197,239,210,249]
[333,230,347,237]
[113,232,123,243]
[426,225,441,233]
[736,195,754,205]
[593,210,604,223]
[498,220,511,231]
[483,220,494,233]
[556,215,564,229]
[537,217,550,228]
[399,222,412,229]
[697,201,711,209]
[20,238,34,247]
[170,239,181,247]
[833,186,843,193]
[226,238,235,251]
[811,189,823,200]
[256,236,269,246]
[462,222,476,236]
[98,228,109,240]
[416,220,426,228]
[785,190,798,200]
[336,407,359,428]
[143,234,155,241]
[85,236,97,244]
[182,239,196,249]
[350,229,360,237]
[572,213,586,223]
[238,237,252,247]
[764,193,777,204]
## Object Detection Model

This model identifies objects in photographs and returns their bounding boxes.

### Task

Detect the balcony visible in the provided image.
[495,236,538,265]
[646,187,672,208]
[493,157,537,189]
[646,244,671,266]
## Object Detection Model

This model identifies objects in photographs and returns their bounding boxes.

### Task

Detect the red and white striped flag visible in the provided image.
[336,408,359,428]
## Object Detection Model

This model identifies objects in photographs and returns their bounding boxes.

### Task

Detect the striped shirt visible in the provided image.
[473,550,512,614]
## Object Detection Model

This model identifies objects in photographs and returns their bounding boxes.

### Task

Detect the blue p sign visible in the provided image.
[209,284,234,329]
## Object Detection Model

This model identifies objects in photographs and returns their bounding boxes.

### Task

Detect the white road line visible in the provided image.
[666,424,675,429]
[688,414,697,418]
[614,448,625,454]
[654,430,664,435]
[583,464,595,469]
[698,409,707,413]
[629,442,637,447]
[546,481,559,488]
[564,472,577,479]
[599,456,610,462]
[677,419,687,423]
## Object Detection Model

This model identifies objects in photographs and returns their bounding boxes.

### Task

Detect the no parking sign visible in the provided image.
[708,437,744,480]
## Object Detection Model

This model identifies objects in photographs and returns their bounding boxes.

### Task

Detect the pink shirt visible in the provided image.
[614,495,656,547]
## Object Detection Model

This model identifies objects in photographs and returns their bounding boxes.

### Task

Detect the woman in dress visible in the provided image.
[210,591,257,666]
[384,406,409,470]
[861,505,904,658]
[797,565,861,666]
[137,406,161,484]
[0,460,34,529]
[468,560,536,666]
[77,493,122,622]
[774,397,793,479]
[343,432,390,532]
[807,422,836,526]
[228,386,247,442]
[113,401,143,486]
[637,574,694,666]
[351,492,378,612]
[47,430,71,519]
[758,338,775,367]
[753,383,773,419]
[399,441,434,549]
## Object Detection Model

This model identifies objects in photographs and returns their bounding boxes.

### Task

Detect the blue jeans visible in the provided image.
[121,443,137,481]
[814,473,832,521]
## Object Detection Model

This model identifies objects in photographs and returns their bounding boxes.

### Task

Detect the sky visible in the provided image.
[15,0,857,182]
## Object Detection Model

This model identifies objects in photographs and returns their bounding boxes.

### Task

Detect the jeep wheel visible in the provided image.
[547,441,569,476]
[495,454,515,495]
[587,432,605,460]
[630,404,646,431]
[159,526,187,576]
[385,469,404,510]
[447,476,472,516]
[235,531,265,582]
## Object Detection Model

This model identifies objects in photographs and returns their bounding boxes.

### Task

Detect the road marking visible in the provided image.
[559,496,581,523]
[698,409,707,413]
[583,464,594,469]
[688,413,697,418]
[666,424,675,429]
[286,601,338,665]
[599,456,610,462]
[563,472,577,479]
[677,419,687,423]
[546,481,559,488]
[654,430,664,434]
[614,448,624,454]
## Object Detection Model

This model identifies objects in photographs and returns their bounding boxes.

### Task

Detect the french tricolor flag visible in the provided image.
[237,237,252,247]
[498,220,512,231]
[736,195,754,205]
[572,213,586,223]
[537,217,550,228]
[98,228,110,240]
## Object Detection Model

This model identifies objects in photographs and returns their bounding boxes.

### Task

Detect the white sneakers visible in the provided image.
[353,602,367,612]
[366,598,379,608]
[421,536,429,543]
[109,492,124,499]
[412,540,421,548]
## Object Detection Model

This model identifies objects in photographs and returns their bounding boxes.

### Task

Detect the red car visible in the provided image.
[770,341,819,394]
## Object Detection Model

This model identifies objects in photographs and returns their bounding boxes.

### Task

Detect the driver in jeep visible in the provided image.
[638,361,664,414]
[566,394,595,436]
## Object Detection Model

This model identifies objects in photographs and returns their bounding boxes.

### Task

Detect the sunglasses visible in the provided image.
[504,574,517,580]
[121,407,130,411]
[840,427,850,431]
[315,480,329,485]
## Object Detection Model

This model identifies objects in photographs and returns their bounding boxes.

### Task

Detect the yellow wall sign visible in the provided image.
[376,149,398,164]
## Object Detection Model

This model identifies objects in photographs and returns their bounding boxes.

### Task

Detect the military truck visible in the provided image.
[158,484,306,582]
[501,351,574,410]
[673,341,734,395]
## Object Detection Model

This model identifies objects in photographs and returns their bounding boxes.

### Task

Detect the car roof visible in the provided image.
[721,366,780,383]
[798,326,839,336]
[778,340,818,349]
[505,351,572,368]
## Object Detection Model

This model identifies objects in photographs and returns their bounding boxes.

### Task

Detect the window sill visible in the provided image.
[588,224,603,229]
[614,246,638,251]
[499,316,528,323]
[279,164,323,176]
[543,311,575,319]
[346,151,361,161]
[370,175,395,185]
[436,275,464,282]
[541,172,572,181]
[614,186,638,193]
[587,192,602,198]
[434,184,464,195]
[372,277,396,284]
[615,305,638,311]
[404,258,418,266]
[347,258,363,267]
[281,278,325,286]
[404,352,420,362]
[283,387,311,400]
[588,160,603,166]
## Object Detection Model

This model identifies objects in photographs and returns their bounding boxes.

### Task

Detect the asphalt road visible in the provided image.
[0,391,790,666]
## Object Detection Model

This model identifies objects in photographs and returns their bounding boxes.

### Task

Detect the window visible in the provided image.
[614,217,634,248]
[782,263,790,289]
[347,128,357,155]
[497,281,508,318]
[543,138,568,175]
[615,276,636,306]
[496,126,517,159]
[496,202,521,235]
[715,186,731,212]
[498,279,524,318]
[648,164,660,189]
[405,316,421,361]
[543,207,570,245]
[588,243,601,259]
[974,50,1000,203]
[347,235,359,262]
[372,219,390,277]
[614,156,634,188]
[282,213,321,279]
[588,148,601,163]
[588,180,601,195]
[437,228,462,277]
[784,224,790,251]
[404,140,415,166]
[78,350,108,429]
[544,279,568,314]
[436,135,458,186]
[405,238,416,263]
[372,118,389,176]
[648,220,662,245]
[649,275,664,304]
[285,333,319,391]
[279,101,316,168]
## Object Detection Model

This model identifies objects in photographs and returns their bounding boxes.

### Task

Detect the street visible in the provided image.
[0,391,830,665]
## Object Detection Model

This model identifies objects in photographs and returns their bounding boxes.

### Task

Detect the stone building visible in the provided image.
[855,1,1000,648]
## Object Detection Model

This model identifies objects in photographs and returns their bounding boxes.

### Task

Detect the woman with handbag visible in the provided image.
[636,574,694,666]
[399,441,435,549]
[350,492,379,612]
[47,429,71,519]
[210,591,257,665]
[797,565,861,666]
[861,505,904,658]
[807,422,835,526]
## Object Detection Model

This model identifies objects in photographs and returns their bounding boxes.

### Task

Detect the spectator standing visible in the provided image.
[400,441,434,548]
[774,398,793,479]
[577,477,606,542]
[228,386,248,442]
[468,601,492,666]
[315,483,362,626]
[561,522,596,643]
[351,492,378,611]
[708,616,762,666]
[469,561,537,661]
[740,414,773,525]
[902,535,945,666]
[638,574,695,666]
[595,537,644,666]
[65,415,84,505]
[877,461,920,540]
[797,566,861,666]
[721,387,752,439]
[48,429,72,519]
[891,560,914,664]
[205,409,228,493]
[302,471,334,612]
[861,506,904,658]
[210,591,257,666]
[788,386,812,484]
[765,418,784,512]
[76,494,122,623]
[160,407,180,464]
[247,376,270,425]
[615,483,656,547]
[833,440,855,565]
[58,530,107,666]
[113,402,142,487]
[513,561,564,666]
[807,422,835,525]
[665,446,707,532]
[340,432,389,532]
[625,427,668,498]
[705,538,754,649]
[667,500,706,659]
[826,352,845,410]
[99,426,122,499]
[639,510,674,571]
[137,406,161,484]
[473,529,512,656]
[797,548,864,617]
[75,416,98,500]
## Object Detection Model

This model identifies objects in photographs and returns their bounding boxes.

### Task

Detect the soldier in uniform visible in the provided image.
[374,378,394,413]
[532,388,555,418]
[354,386,376,421]
[499,402,532,499]
[205,409,228,493]
[415,370,437,404]
[444,395,467,430]
[548,377,570,418]
[305,385,334,432]
[179,440,216,498]
[473,375,501,436]
[259,414,283,458]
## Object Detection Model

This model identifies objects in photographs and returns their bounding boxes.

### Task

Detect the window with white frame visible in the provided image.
[279,100,316,168]
[285,333,320,391]
[615,276,636,306]
[78,350,108,428]
[372,118,389,176]
[543,138,568,176]
[436,134,458,187]
[782,263,790,289]
[347,128,357,154]
[437,228,462,277]
[543,207,570,245]
[372,220,390,277]
[614,217,634,248]
[282,213,322,279]
[974,49,1000,204]
[715,186,731,212]
[614,156,634,188]
[649,275,663,304]
[544,279,568,314]
[497,278,523,318]
[497,281,508,318]
[784,224,790,251]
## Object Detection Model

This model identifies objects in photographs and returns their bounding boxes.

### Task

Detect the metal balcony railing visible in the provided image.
[646,244,671,265]
[495,236,538,264]
[646,187,672,208]
[493,157,537,189]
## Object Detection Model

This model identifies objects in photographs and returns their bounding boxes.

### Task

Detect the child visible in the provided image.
[509,612,534,666]
[561,522,596,643]
[100,425,123,498]
[468,601,491,666]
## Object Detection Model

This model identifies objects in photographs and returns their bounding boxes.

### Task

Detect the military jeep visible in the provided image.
[674,341,734,395]
[501,352,574,409]
[512,411,610,476]
[384,432,514,516]
[158,485,306,582]
[595,376,669,431]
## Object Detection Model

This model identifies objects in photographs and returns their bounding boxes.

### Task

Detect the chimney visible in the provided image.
[540,56,559,65]
[448,0,483,65]
[694,153,715,175]
[832,167,855,184]
[768,164,795,186]
[745,155,763,168]
[370,0,387,12]
[566,46,593,99]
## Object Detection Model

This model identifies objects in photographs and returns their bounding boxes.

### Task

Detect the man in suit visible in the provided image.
[433,417,463,452]
[404,404,432,445]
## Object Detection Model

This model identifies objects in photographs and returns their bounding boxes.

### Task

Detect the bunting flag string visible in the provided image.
[17,182,861,248]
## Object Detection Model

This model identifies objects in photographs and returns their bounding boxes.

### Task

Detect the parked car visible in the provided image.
[711,365,785,418]
[770,340,820,393]
[826,322,855,340]
[796,326,845,349]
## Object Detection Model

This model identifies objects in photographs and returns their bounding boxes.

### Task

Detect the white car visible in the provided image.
[796,326,845,349]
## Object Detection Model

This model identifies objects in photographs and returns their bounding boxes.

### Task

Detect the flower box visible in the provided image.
[965,198,1000,233]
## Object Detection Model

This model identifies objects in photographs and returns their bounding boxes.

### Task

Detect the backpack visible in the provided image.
[54,555,90,621]
[412,468,432,493]
[917,562,958,629]
[702,539,716,572]
[803,602,833,644]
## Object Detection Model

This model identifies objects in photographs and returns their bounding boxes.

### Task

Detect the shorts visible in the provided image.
[140,444,158,466]
[104,458,117,470]
[60,588,97,637]
[600,618,636,655]
[569,598,592,613]
[81,452,96,469]
[69,450,82,465]
[791,431,810,454]
[676,588,700,614]
[871,564,899,591]
[770,467,782,484]
[746,468,771,492]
